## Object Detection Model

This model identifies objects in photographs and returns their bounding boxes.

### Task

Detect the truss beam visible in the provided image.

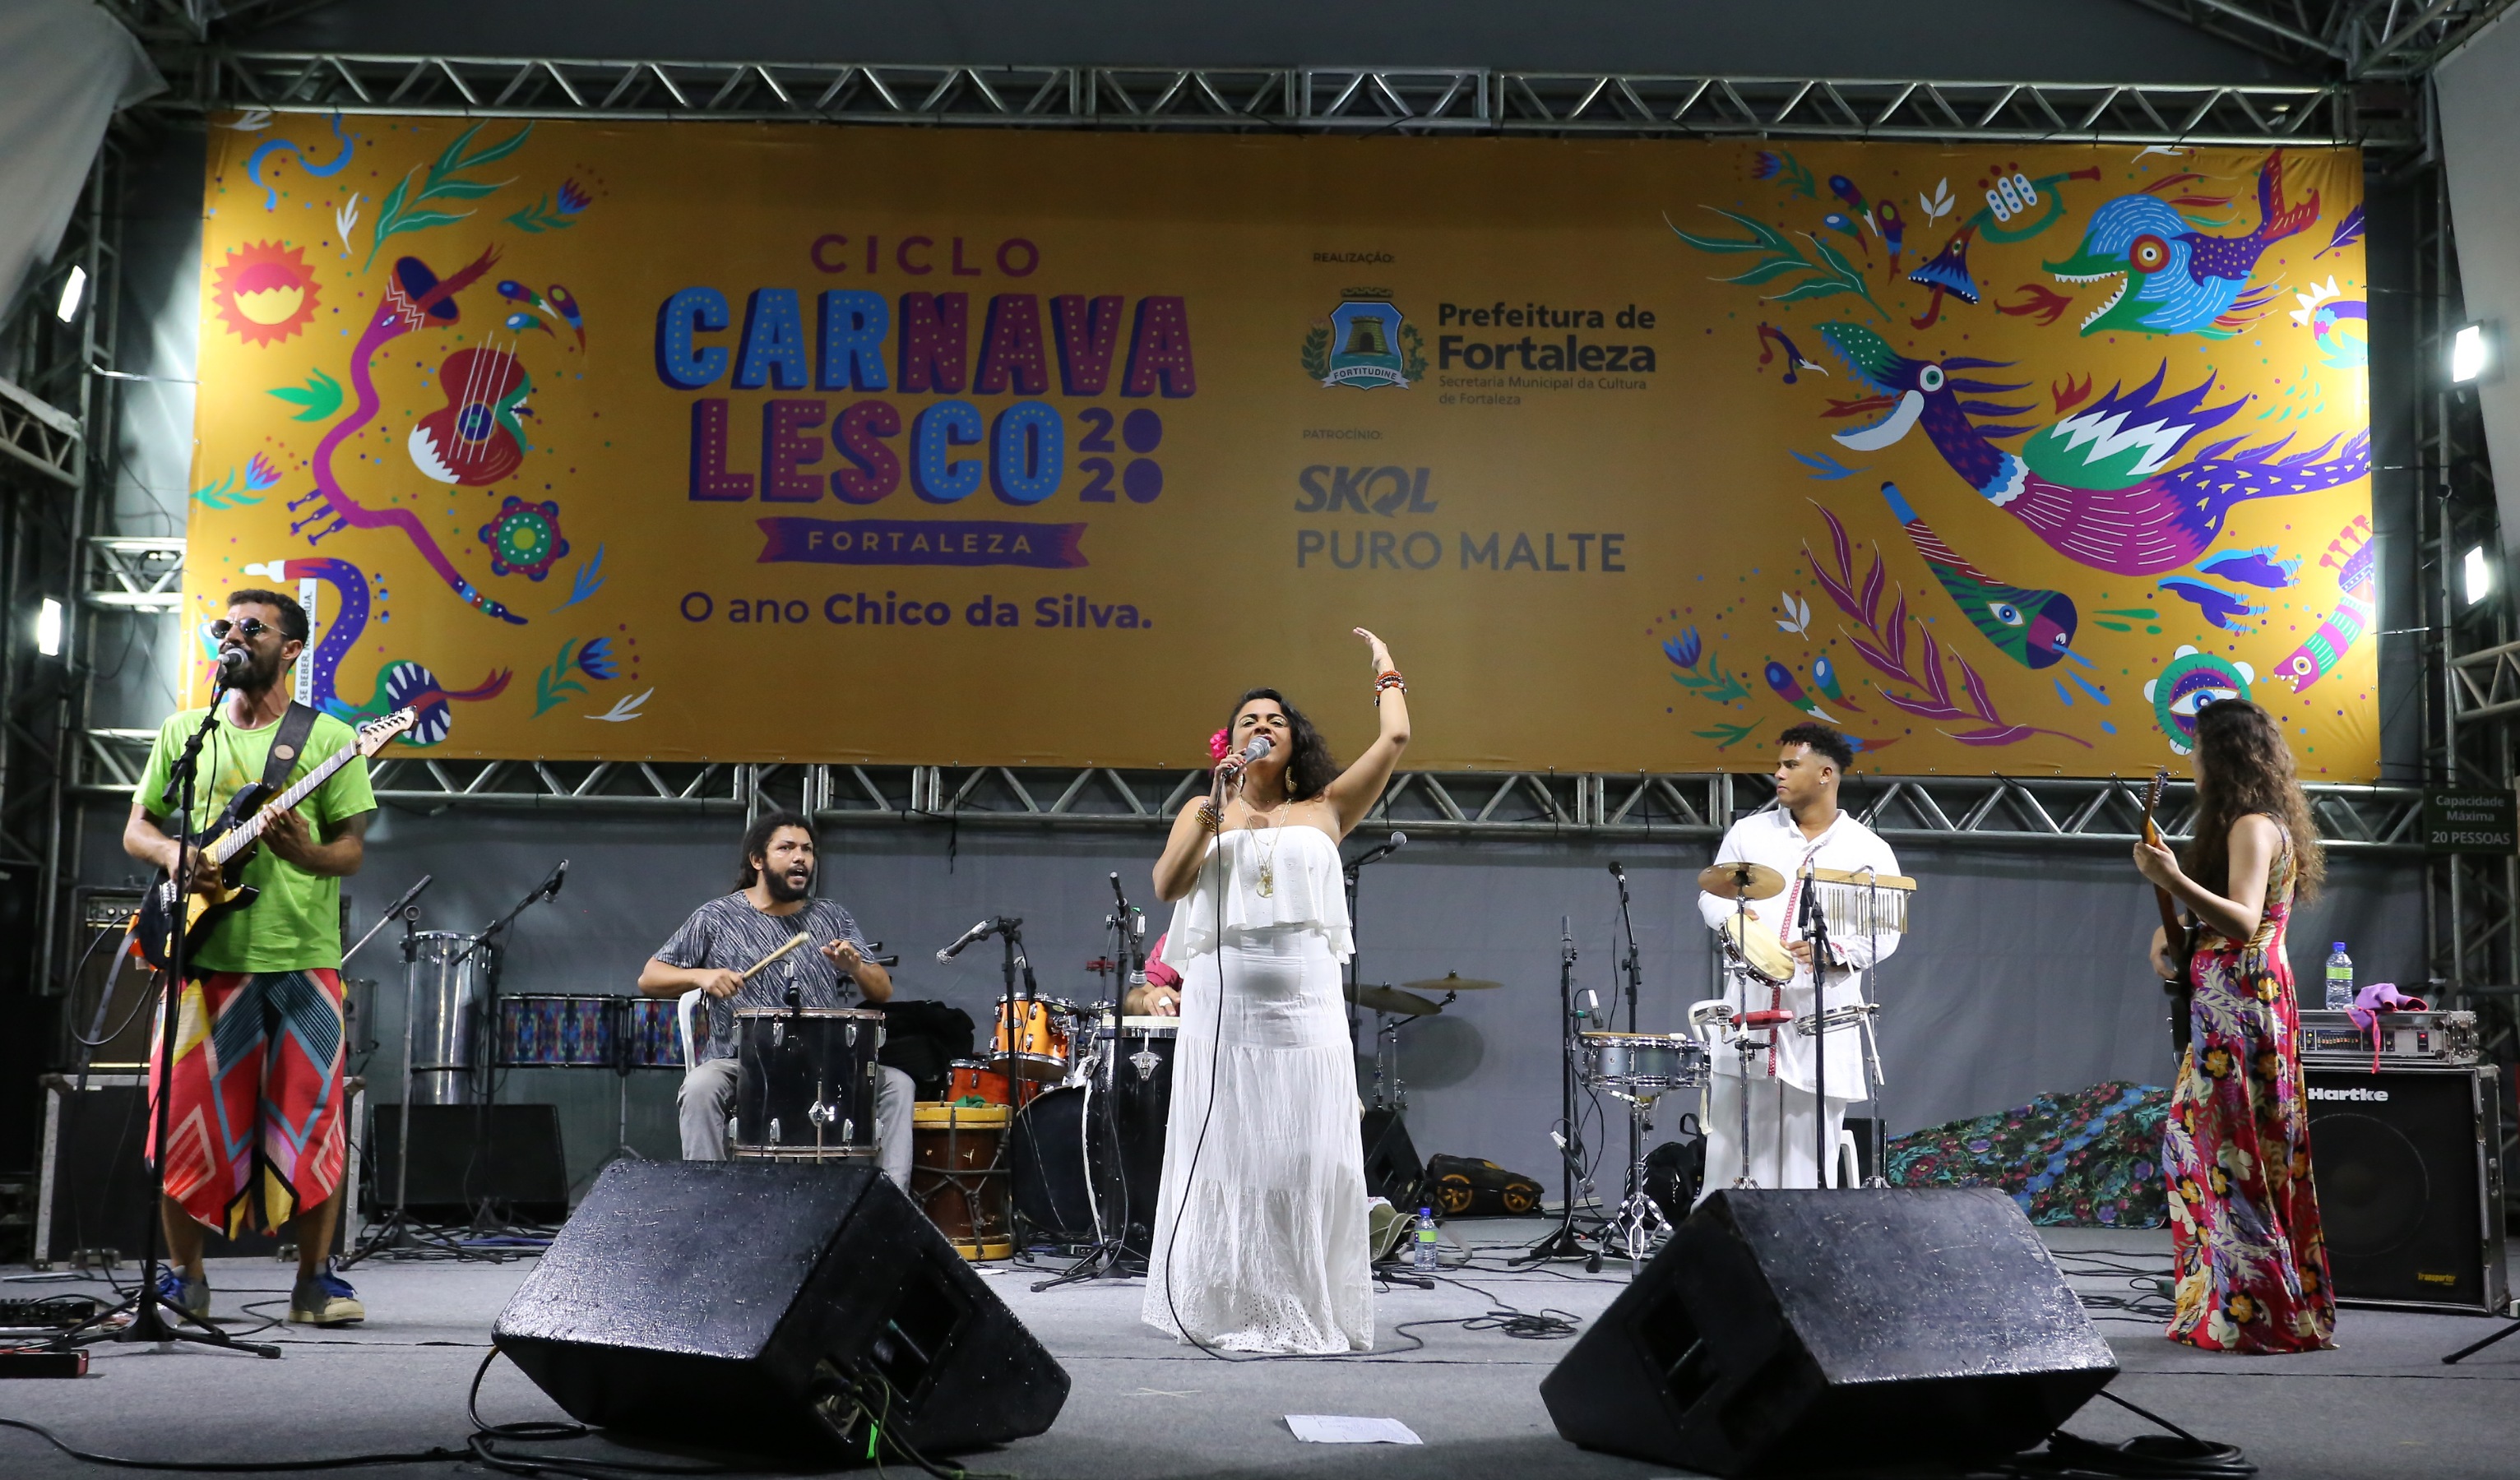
[82,536,184,612]
[0,376,81,490]
[163,54,2372,146]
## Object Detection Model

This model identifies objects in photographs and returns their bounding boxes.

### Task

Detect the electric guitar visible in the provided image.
[130,708,416,971]
[2140,766,2197,1057]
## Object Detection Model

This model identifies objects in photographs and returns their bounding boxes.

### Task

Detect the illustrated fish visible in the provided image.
[1809,653,1864,712]
[1757,322,1829,385]
[1819,324,2370,578]
[2193,547,2300,589]
[496,280,553,316]
[1827,175,1874,234]
[503,310,554,336]
[2275,515,2377,694]
[1822,211,1869,254]
[547,283,586,347]
[1763,661,1845,724]
[2159,578,2265,633]
[1879,480,2078,668]
[2043,150,2318,338]
[2146,648,2254,755]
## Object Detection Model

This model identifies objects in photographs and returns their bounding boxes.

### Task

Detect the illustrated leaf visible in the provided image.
[1882,690,1965,720]
[428,122,489,178]
[1917,631,1952,707]
[384,207,471,234]
[1848,634,1906,680]
[1858,552,1885,625]
[1883,593,1911,670]
[1957,653,1999,723]
[1716,257,1814,286]
[1763,278,1857,307]
[1802,231,1865,284]
[417,177,504,201]
[450,122,533,173]
[268,368,342,423]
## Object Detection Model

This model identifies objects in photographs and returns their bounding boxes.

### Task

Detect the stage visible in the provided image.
[1,1223,2514,1479]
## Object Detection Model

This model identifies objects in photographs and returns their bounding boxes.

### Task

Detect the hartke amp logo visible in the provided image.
[2308,1085,2389,1102]
[1304,298,1427,390]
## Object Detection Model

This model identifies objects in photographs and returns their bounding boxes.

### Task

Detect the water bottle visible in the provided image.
[2324,943,2354,1011]
[1413,1207,1439,1271]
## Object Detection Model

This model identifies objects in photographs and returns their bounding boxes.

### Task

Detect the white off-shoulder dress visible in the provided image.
[1142,826,1373,1353]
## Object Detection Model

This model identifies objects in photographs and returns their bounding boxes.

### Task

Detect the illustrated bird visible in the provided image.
[1827,175,1875,234]
[2043,150,2318,338]
[1818,323,2370,578]
[2193,546,2300,589]
[1822,212,1869,254]
[1764,660,1845,724]
[1809,653,1864,712]
[496,280,555,317]
[547,284,586,348]
[1878,481,2078,668]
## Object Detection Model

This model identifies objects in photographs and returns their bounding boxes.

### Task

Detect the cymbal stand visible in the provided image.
[1518,917,1596,1264]
[1032,902,1139,1293]
[1369,988,1455,1112]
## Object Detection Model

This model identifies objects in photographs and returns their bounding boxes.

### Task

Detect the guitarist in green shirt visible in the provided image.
[124,590,378,1327]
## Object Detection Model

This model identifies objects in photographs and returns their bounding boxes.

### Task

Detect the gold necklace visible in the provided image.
[1248,797,1290,898]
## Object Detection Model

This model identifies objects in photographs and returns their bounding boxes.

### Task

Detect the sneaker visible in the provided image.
[288,1261,365,1325]
[155,1266,210,1321]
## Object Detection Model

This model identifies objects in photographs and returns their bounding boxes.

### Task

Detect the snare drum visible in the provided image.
[497,993,617,1067]
[989,997,1075,1083]
[620,997,684,1069]
[1578,1031,1709,1093]
[732,1007,883,1159]
[1719,913,1797,984]
[911,1103,1012,1260]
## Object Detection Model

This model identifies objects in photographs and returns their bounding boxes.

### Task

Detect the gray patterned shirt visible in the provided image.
[653,894,869,1063]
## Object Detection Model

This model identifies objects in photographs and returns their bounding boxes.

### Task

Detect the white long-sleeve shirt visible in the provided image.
[1695,805,1902,1098]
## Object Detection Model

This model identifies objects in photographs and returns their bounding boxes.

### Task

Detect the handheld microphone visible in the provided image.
[1608,860,1626,881]
[1216,732,1272,780]
[935,918,998,964]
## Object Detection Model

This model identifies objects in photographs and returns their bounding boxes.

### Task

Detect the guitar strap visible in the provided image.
[259,701,322,794]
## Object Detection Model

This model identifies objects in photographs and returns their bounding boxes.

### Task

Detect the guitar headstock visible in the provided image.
[2141,765,2170,846]
[356,707,421,757]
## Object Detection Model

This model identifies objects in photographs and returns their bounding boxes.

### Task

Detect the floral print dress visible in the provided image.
[2164,821,2337,1353]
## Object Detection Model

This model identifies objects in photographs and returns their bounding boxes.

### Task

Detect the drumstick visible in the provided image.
[739,932,813,980]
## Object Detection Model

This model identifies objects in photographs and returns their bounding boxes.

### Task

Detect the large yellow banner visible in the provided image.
[190,120,2374,776]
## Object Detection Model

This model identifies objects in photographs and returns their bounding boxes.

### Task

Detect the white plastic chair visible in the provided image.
[674,987,702,1068]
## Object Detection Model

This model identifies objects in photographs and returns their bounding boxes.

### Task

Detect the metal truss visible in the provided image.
[82,536,184,613]
[2129,0,2520,78]
[157,53,2371,147]
[0,376,80,490]
[65,733,2427,852]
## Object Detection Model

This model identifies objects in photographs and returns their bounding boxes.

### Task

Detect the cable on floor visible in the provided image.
[1976,1390,2254,1480]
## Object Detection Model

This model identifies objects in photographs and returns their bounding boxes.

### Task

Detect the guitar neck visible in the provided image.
[2142,818,2187,944]
[208,742,355,863]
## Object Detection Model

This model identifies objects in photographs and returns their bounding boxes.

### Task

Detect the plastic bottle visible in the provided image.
[2324,943,2354,1011]
[1414,1207,1439,1271]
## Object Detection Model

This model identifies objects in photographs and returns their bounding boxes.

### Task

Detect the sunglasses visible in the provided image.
[207,617,286,641]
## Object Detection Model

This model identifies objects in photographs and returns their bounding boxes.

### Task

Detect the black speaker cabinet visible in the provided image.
[1360,1108,1425,1210]
[1541,1188,2115,1477]
[2306,1063,2511,1314]
[368,1103,568,1222]
[495,1159,1069,1460]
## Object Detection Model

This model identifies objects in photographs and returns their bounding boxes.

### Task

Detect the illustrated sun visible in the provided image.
[211,241,321,346]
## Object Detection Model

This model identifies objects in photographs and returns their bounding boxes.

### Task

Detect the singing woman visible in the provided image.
[2132,698,2336,1353]
[1141,627,1410,1354]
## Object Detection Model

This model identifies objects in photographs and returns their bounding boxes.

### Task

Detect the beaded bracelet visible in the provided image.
[1373,668,1406,702]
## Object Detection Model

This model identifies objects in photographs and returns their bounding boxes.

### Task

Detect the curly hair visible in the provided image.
[1225,687,1340,802]
[1777,720,1854,771]
[2184,699,2324,900]
[735,808,817,890]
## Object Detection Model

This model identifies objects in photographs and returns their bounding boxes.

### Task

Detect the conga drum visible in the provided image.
[911,1103,1012,1260]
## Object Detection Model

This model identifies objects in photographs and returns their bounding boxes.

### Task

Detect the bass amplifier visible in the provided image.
[2305,1063,2511,1315]
[2299,1009,2479,1067]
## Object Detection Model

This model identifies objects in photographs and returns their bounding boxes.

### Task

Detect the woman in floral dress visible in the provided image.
[2132,698,2337,1353]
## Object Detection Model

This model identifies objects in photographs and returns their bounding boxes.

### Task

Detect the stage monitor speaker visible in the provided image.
[369,1103,567,1221]
[495,1159,1069,1459]
[1541,1188,2116,1477]
[2305,1063,2510,1314]
[1360,1108,1424,1209]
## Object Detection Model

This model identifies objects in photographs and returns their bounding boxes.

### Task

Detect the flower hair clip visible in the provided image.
[1207,728,1232,762]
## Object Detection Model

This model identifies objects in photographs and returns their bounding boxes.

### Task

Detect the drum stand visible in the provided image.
[1602,1089,1666,1266]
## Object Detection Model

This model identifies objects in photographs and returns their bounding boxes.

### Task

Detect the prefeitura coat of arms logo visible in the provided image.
[1303,298,1427,389]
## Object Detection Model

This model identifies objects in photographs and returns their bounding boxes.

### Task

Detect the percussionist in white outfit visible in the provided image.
[1693,723,1901,1195]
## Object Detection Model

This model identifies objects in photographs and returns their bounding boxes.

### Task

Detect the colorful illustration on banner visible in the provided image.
[479,496,570,580]
[2158,578,2266,633]
[2275,515,2376,694]
[242,558,509,746]
[2146,648,2255,754]
[1818,326,2369,578]
[533,635,629,716]
[211,241,321,346]
[1306,299,1422,389]
[1878,481,2078,669]
[1756,322,1829,384]
[285,249,526,624]
[409,345,533,485]
[363,121,534,271]
[507,178,592,234]
[243,113,353,211]
[1670,210,1888,321]
[2043,151,2314,339]
[194,454,283,511]
[2291,279,2369,369]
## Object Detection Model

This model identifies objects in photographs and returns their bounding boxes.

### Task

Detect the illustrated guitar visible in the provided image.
[130,708,417,971]
[2140,766,2197,1057]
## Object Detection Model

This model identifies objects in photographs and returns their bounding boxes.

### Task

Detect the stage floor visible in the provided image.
[1,1223,2514,1478]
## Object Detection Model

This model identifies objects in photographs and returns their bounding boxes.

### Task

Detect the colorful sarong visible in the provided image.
[147,969,348,1237]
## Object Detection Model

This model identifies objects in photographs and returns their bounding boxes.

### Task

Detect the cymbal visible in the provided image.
[1347,983,1443,1017]
[1402,972,1503,992]
[1698,861,1786,900]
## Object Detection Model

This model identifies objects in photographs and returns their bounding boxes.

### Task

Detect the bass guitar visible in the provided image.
[2140,766,2197,1057]
[130,708,417,971]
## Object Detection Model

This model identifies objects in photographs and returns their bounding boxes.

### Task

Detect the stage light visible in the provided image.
[2466,545,2493,606]
[54,266,85,324]
[2451,321,2496,384]
[35,598,62,656]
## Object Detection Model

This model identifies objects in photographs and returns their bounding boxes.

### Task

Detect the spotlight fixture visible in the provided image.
[35,598,63,656]
[54,266,86,324]
[2451,321,2499,385]
[2465,545,2493,606]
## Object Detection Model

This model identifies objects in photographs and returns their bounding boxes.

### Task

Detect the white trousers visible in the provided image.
[1697,1071,1851,1201]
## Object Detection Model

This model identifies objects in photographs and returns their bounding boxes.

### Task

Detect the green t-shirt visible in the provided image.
[135,706,378,973]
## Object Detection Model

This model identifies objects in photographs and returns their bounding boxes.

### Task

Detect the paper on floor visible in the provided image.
[1285,1414,1423,1445]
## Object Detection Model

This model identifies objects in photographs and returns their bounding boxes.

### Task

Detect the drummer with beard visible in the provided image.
[639,810,915,1189]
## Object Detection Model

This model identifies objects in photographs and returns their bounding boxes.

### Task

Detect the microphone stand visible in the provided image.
[1800,864,1836,1188]
[456,865,567,1239]
[1520,917,1594,1264]
[1609,864,1647,1215]
[68,674,278,1357]
[1032,892,1144,1293]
